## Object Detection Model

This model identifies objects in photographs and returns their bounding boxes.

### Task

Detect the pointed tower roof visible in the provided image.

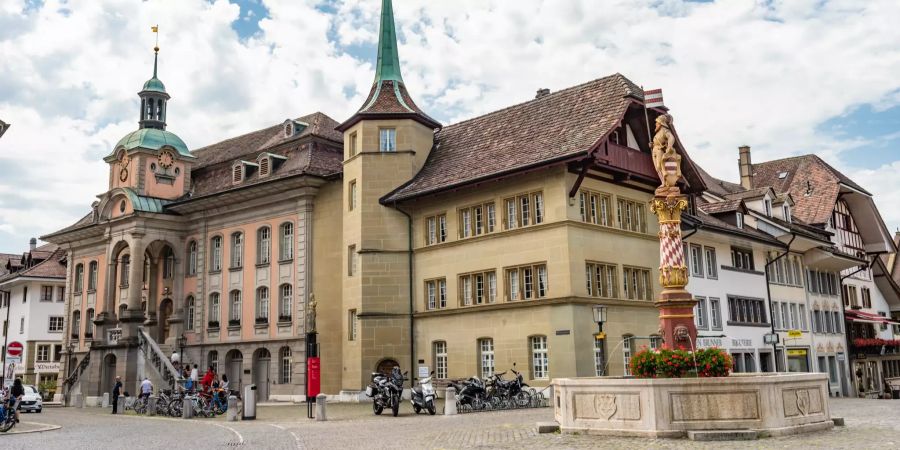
[337,0,440,131]
[141,46,167,94]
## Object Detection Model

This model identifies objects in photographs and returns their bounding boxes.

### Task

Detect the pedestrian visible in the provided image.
[9,378,24,423]
[221,373,229,391]
[201,366,215,391]
[171,350,180,370]
[140,377,152,401]
[111,376,122,414]
[190,364,199,385]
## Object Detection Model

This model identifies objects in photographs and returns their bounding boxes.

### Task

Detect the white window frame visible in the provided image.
[530,336,548,379]
[479,338,495,378]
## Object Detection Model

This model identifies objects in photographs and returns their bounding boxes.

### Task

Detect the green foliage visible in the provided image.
[628,347,733,378]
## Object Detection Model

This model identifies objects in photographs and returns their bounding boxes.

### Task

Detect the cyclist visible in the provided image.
[9,378,24,423]
[140,377,153,403]
[200,366,215,392]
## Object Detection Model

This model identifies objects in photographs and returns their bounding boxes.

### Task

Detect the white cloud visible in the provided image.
[0,0,898,250]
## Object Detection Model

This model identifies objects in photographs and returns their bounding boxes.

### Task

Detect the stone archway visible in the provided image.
[158,298,173,343]
[252,348,271,401]
[376,358,399,376]
[224,349,243,392]
[101,353,117,397]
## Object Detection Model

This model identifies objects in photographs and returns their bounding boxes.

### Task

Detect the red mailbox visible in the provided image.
[307,357,321,398]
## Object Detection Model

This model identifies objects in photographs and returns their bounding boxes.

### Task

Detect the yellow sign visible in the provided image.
[787,330,803,338]
[787,349,807,356]
[595,332,606,340]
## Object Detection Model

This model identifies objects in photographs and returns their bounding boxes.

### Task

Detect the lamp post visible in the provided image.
[593,305,608,376]
[176,333,186,365]
[64,341,75,405]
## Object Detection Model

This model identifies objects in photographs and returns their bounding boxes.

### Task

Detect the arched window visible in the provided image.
[231,232,243,268]
[255,287,269,323]
[279,222,293,261]
[163,247,175,279]
[187,241,198,276]
[433,341,448,379]
[478,338,494,378]
[530,335,549,380]
[208,293,220,327]
[279,346,292,384]
[278,284,292,322]
[74,264,84,293]
[186,296,195,331]
[87,261,98,291]
[229,290,242,325]
[257,227,271,265]
[210,236,223,272]
[208,350,219,374]
[120,255,130,287]
[71,310,81,339]
[85,308,95,338]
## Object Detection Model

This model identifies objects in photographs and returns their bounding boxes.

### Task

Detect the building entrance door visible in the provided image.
[101,354,117,397]
[253,349,271,401]
[159,298,173,343]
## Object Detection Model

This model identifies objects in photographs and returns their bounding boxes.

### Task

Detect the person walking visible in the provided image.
[201,366,215,392]
[111,376,122,414]
[171,350,180,371]
[140,377,153,401]
[221,373,229,391]
[190,364,199,386]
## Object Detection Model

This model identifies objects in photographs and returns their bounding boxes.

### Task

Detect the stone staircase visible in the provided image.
[63,351,91,398]
[137,327,184,391]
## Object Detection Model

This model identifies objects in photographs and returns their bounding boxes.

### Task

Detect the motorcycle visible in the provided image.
[449,376,486,410]
[366,367,407,417]
[508,364,532,407]
[0,393,18,433]
[410,371,436,415]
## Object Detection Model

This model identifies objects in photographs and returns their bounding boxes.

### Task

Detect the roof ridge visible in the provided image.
[191,112,337,155]
[440,73,628,132]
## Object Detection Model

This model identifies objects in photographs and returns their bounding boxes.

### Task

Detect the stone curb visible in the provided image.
[2,422,62,435]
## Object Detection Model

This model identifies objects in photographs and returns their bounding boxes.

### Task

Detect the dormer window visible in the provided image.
[736,212,744,229]
[233,163,243,184]
[259,157,270,177]
[764,198,772,216]
[256,153,287,178]
[283,119,309,139]
[783,204,792,223]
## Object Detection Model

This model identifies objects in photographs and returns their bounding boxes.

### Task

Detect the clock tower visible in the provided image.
[103,45,195,203]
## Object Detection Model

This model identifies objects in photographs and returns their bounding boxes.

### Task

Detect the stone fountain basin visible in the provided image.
[553,372,833,438]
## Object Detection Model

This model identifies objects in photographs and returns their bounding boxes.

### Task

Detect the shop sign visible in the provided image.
[731,338,753,348]
[35,362,61,372]
[696,338,723,348]
[787,330,803,338]
[787,349,807,356]
[418,366,430,378]
[763,333,779,345]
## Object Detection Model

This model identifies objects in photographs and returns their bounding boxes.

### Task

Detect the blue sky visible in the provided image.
[0,0,899,251]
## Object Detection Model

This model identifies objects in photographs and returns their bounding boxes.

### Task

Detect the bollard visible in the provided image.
[227,396,238,422]
[444,387,457,415]
[117,396,125,413]
[182,397,193,419]
[315,393,327,421]
[148,396,158,416]
[102,392,110,408]
[71,393,83,408]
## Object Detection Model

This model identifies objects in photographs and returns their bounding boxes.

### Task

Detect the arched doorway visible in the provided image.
[158,298,173,342]
[253,348,271,401]
[224,349,243,393]
[376,358,399,376]
[101,354,117,397]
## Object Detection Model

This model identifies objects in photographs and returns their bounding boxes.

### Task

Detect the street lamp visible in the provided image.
[176,333,186,364]
[592,305,608,377]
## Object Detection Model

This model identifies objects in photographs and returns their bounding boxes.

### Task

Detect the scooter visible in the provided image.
[410,371,436,415]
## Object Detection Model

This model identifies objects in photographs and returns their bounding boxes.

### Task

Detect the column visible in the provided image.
[168,238,186,346]
[122,234,146,341]
[296,196,314,334]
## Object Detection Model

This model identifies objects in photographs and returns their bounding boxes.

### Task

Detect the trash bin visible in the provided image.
[242,384,257,420]
[892,388,899,400]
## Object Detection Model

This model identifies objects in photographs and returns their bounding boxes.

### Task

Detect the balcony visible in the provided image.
[594,143,657,181]
[852,338,900,355]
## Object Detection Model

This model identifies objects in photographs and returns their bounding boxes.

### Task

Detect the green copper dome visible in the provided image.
[114,128,190,157]
[142,77,166,93]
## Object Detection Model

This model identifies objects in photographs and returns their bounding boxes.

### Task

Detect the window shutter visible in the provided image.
[233,164,242,184]
[259,157,270,177]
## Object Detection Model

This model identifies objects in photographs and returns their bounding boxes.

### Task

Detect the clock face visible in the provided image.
[119,167,129,182]
[158,150,175,169]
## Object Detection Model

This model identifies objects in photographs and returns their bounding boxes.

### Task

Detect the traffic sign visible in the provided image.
[7,341,23,357]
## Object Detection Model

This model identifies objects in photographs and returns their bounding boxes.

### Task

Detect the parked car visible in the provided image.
[19,385,42,413]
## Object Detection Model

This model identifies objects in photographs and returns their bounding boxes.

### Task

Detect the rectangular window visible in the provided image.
[789,303,798,330]
[425,214,447,245]
[623,336,634,376]
[862,288,872,308]
[379,128,396,152]
[479,338,495,378]
[622,266,652,301]
[459,271,495,306]
[434,341,448,379]
[348,309,357,341]
[40,286,53,302]
[695,296,708,329]
[690,245,704,277]
[594,338,606,376]
[799,304,808,331]
[36,345,50,362]
[57,286,65,302]
[348,180,357,211]
[726,296,768,325]
[616,198,646,233]
[347,245,357,277]
[704,247,717,279]
[709,298,722,330]
[773,301,782,330]
[503,192,544,230]
[48,316,64,332]
[578,190,612,226]
[730,247,754,270]
[506,264,548,301]
[348,131,358,157]
[586,262,618,298]
[458,202,495,238]
[426,280,436,310]
[530,336,548,379]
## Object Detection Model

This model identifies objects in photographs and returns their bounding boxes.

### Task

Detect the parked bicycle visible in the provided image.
[0,393,18,432]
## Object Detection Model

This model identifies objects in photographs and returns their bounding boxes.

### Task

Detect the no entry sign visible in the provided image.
[7,341,23,357]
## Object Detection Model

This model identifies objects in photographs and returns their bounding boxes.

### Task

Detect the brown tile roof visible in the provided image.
[190,112,343,169]
[695,165,744,197]
[0,248,67,283]
[383,73,643,202]
[686,211,781,246]
[749,155,846,225]
[724,187,772,201]
[698,199,744,215]
[339,81,441,131]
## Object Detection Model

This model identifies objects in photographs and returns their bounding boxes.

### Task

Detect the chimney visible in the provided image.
[29,237,37,251]
[738,146,753,189]
[535,88,550,99]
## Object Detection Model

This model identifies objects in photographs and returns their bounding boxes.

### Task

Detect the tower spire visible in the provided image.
[374,0,403,84]
[152,46,159,78]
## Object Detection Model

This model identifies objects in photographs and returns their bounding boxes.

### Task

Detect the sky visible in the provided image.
[0,0,899,252]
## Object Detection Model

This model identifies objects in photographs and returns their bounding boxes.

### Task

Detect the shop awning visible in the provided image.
[845,309,900,325]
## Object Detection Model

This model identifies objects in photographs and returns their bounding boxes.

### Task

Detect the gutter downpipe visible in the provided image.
[391,202,415,378]
[765,234,795,372]
[839,256,878,397]
[0,289,9,386]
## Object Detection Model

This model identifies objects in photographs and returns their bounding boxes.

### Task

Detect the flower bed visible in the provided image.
[853,338,900,348]
[629,347,732,378]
